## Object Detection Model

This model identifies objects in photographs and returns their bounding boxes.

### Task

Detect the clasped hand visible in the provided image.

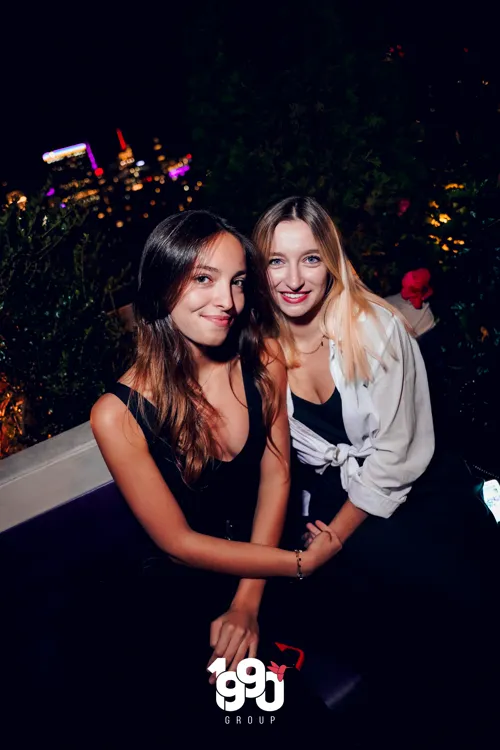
[301,519,342,574]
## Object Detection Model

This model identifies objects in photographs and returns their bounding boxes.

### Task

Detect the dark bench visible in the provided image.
[1,481,361,717]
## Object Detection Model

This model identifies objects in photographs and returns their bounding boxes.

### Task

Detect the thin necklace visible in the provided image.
[199,361,224,388]
[296,335,326,356]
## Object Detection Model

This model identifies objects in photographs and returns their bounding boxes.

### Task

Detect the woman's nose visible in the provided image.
[213,281,234,309]
[284,264,304,290]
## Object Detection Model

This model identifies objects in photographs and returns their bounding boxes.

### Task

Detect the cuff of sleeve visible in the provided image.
[347,475,408,519]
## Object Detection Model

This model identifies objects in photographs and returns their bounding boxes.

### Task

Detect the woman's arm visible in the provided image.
[305,499,367,550]
[306,316,434,547]
[90,393,337,578]
[346,314,435,519]
[327,499,368,544]
[231,340,291,613]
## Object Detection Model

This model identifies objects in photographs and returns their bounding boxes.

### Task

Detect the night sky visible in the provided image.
[2,5,191,188]
[2,2,495,192]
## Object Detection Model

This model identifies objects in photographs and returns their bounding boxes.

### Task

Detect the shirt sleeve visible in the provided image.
[347,314,435,518]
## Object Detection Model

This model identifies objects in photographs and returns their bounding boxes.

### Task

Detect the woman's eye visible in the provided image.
[194,275,211,284]
[304,255,321,264]
[269,258,283,267]
[233,278,246,288]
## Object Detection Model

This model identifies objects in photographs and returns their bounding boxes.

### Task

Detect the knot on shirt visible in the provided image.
[324,442,351,467]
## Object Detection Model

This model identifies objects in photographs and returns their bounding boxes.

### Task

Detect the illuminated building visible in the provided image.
[41,142,102,207]
[167,154,192,180]
[153,136,168,171]
[115,128,147,190]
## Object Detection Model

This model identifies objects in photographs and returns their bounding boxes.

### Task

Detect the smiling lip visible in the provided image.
[202,315,234,328]
[279,292,310,305]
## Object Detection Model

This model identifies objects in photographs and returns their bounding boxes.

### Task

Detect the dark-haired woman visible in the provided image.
[89,211,339,743]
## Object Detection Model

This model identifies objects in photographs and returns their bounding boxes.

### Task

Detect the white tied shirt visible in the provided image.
[287,304,435,519]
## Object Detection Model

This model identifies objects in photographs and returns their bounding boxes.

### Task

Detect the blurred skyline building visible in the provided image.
[2,128,204,244]
[113,128,149,193]
[42,143,101,207]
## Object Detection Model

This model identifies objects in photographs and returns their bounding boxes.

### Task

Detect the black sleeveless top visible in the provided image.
[291,387,349,521]
[110,364,267,544]
[291,387,349,446]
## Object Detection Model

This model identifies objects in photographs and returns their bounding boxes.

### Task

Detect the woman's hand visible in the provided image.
[301,520,325,549]
[206,607,260,684]
[301,520,343,576]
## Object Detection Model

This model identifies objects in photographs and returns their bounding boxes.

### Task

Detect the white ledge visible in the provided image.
[0,421,112,534]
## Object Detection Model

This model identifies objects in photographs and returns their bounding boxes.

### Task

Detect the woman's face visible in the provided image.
[267,220,329,319]
[170,232,246,348]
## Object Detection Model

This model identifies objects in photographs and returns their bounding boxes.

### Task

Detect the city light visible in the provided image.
[86,143,98,171]
[136,160,145,166]
[72,189,99,203]
[119,146,135,166]
[116,129,127,151]
[167,154,193,180]
[169,164,190,179]
[42,143,87,164]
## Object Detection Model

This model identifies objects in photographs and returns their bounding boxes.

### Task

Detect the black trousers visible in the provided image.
[273,449,500,747]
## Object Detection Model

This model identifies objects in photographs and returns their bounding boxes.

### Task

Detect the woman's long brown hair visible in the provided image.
[131,210,280,484]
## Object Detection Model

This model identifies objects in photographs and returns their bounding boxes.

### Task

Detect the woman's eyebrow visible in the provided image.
[194,264,219,273]
[195,264,247,276]
[269,249,319,256]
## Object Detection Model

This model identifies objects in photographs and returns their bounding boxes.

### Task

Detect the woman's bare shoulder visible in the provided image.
[91,392,148,457]
[91,392,129,433]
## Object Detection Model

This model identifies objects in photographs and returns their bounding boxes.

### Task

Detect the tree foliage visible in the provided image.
[424,174,500,454]
[187,8,500,468]
[187,5,427,271]
[0,194,129,456]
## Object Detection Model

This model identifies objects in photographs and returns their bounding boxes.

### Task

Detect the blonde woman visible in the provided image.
[253,196,498,741]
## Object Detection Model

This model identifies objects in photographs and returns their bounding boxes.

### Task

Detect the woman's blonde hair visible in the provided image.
[253,196,411,383]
